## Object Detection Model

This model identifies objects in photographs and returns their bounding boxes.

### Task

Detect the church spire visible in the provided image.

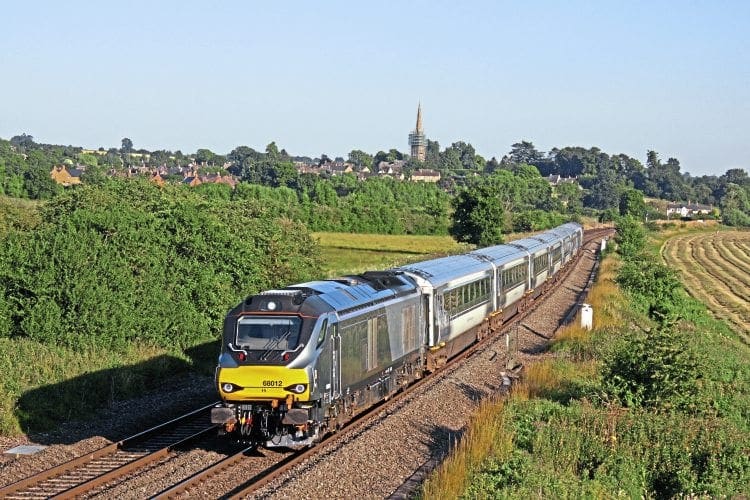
[408,102,426,162]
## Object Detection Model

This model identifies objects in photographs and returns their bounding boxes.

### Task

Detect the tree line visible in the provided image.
[3,134,750,237]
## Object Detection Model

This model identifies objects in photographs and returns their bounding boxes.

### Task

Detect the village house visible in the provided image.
[411,168,441,183]
[377,160,405,180]
[666,202,713,218]
[149,172,166,186]
[182,172,202,187]
[50,165,83,186]
[546,174,578,186]
[200,172,238,189]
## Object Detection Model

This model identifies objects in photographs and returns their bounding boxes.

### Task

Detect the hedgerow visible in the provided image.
[0,179,321,349]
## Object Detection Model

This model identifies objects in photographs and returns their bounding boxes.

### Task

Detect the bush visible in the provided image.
[0,179,321,349]
[614,215,646,259]
[600,324,702,411]
[617,259,685,321]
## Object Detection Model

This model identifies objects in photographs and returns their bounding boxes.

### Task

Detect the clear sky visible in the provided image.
[1,1,748,177]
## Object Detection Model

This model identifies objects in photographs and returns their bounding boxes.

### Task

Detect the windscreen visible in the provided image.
[236,316,302,351]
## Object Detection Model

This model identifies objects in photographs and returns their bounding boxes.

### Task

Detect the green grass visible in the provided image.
[313,231,472,276]
[423,241,750,498]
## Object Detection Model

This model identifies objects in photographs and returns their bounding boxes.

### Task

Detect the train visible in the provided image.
[210,222,584,447]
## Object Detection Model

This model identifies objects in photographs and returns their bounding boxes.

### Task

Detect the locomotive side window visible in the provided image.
[316,319,328,348]
[402,305,417,352]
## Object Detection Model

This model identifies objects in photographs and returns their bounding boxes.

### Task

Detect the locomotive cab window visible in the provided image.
[236,316,302,351]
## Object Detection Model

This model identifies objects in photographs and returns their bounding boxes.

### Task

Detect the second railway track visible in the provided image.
[0,404,218,499]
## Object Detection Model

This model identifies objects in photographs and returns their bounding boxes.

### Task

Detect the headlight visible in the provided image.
[284,383,307,394]
[222,382,241,393]
[266,300,277,311]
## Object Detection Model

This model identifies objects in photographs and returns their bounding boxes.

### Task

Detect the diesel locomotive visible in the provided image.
[211,223,583,447]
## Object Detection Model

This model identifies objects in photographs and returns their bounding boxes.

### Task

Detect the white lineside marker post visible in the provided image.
[581,303,593,330]
[600,238,607,252]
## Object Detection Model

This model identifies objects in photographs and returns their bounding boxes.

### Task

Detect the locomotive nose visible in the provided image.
[217,365,311,402]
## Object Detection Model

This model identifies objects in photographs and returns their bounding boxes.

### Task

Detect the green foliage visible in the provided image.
[450,168,569,246]
[617,259,684,321]
[722,207,750,227]
[614,215,646,259]
[619,188,646,218]
[450,176,506,246]
[0,179,321,349]
[600,324,702,411]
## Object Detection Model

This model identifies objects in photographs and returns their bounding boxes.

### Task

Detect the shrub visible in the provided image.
[599,324,702,411]
[614,215,646,259]
[0,179,321,349]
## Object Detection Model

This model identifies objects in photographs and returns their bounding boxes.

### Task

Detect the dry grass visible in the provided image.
[423,253,623,498]
[422,397,513,499]
[662,231,750,341]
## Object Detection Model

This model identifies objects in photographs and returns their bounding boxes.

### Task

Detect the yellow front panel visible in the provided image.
[218,365,310,401]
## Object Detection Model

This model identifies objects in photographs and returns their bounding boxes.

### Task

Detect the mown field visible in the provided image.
[662,230,750,343]
[313,231,472,276]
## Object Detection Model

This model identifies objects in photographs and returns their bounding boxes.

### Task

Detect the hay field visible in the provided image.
[662,230,750,342]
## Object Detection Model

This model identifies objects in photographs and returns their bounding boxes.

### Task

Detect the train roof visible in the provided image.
[396,253,492,287]
[508,236,549,254]
[287,271,417,313]
[469,243,526,266]
[550,222,582,237]
[530,232,563,246]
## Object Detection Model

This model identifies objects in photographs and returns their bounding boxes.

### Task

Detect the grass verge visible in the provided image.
[423,245,750,498]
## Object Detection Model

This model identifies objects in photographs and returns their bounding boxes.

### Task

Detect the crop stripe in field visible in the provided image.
[714,237,750,276]
[664,237,739,328]
[699,237,750,302]
[725,239,750,268]
[687,236,750,327]
[663,234,750,342]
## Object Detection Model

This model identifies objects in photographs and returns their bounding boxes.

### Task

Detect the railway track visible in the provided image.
[156,227,613,498]
[0,403,218,499]
[2,228,612,498]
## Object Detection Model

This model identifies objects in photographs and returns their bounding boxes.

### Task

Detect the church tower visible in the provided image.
[408,103,426,162]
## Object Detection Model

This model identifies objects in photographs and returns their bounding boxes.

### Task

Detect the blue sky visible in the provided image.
[1,1,748,176]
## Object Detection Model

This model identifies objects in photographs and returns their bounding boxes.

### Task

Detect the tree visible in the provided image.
[10,133,36,150]
[619,188,646,218]
[509,140,543,166]
[120,138,134,154]
[555,181,583,213]
[450,176,507,246]
[583,164,625,210]
[195,148,216,166]
[265,142,279,159]
[347,149,373,169]
[424,139,441,170]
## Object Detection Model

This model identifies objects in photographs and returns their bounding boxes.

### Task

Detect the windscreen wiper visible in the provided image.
[260,330,291,360]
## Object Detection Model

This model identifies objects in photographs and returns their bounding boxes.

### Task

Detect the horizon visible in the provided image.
[1,1,748,177]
